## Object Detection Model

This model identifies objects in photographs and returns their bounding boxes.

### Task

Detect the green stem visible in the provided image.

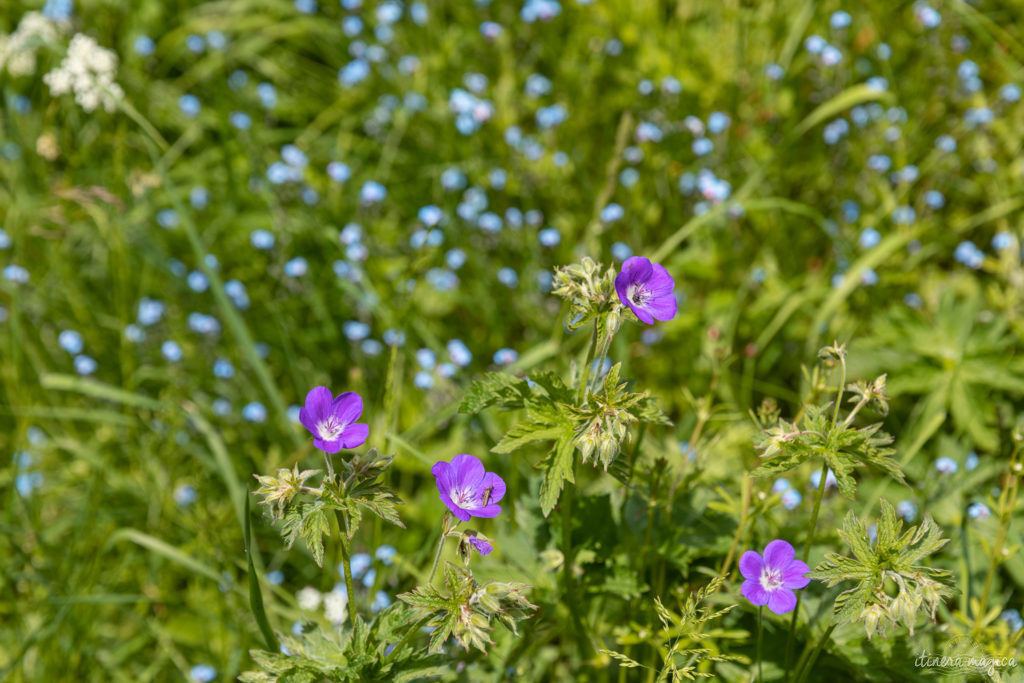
[756,606,764,683]
[783,459,830,680]
[589,329,614,394]
[338,528,356,622]
[324,452,355,624]
[427,513,452,585]
[577,325,600,403]
[830,355,847,427]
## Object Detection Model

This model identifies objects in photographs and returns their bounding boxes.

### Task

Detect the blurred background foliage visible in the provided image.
[2,0,1024,680]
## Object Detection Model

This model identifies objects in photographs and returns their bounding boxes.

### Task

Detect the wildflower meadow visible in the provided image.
[4,0,1024,680]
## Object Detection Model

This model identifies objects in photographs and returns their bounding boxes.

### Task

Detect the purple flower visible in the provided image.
[739,539,809,615]
[614,256,678,325]
[431,454,506,522]
[299,386,369,453]
[468,533,493,556]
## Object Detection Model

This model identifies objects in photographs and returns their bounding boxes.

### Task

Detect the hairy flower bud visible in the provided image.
[862,603,887,640]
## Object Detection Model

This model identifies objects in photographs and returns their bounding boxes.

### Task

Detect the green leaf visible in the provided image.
[245,495,279,652]
[458,373,528,413]
[539,429,576,517]
[281,501,332,568]
[491,420,566,454]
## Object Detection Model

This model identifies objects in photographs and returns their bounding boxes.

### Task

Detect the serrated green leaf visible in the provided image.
[539,429,576,517]
[491,420,565,454]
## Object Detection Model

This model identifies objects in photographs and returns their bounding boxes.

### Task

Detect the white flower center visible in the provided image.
[316,417,346,441]
[627,283,651,306]
[760,567,783,592]
[450,486,480,510]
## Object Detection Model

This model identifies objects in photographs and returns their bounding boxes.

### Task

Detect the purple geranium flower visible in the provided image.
[614,256,677,324]
[467,533,493,556]
[739,539,810,615]
[431,454,506,522]
[299,386,369,453]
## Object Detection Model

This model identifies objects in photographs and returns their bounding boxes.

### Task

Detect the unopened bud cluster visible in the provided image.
[552,257,621,332]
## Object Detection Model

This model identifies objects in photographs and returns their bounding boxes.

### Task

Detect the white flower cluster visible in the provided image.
[0,12,64,77]
[294,585,349,625]
[44,33,123,113]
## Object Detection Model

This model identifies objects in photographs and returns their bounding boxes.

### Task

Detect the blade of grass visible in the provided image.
[245,495,278,651]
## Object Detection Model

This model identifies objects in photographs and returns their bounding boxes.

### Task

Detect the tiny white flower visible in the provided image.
[296,585,322,611]
[323,590,348,624]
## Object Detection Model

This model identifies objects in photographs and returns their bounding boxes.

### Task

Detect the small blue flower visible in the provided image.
[375,545,397,565]
[692,138,713,156]
[230,111,252,130]
[360,181,386,204]
[896,500,918,522]
[781,489,802,510]
[924,190,945,209]
[764,63,785,80]
[914,2,941,28]
[497,267,519,288]
[185,34,205,53]
[935,135,957,153]
[74,355,97,375]
[804,35,826,54]
[250,229,275,250]
[189,664,217,683]
[242,402,267,423]
[371,590,392,612]
[707,111,731,134]
[179,94,201,118]
[213,359,234,379]
[478,212,503,233]
[493,348,518,365]
[538,227,561,246]
[187,271,209,293]
[1000,83,1021,102]
[1001,609,1024,632]
[830,10,851,28]
[134,35,156,56]
[284,257,308,277]
[965,451,980,471]
[935,456,958,474]
[611,242,633,261]
[157,209,179,229]
[59,330,84,355]
[281,144,308,169]
[175,484,198,506]
[447,339,472,367]
[416,348,437,370]
[339,59,371,87]
[162,340,183,362]
[257,82,278,109]
[992,232,1013,251]
[968,503,991,520]
[414,371,434,389]
[343,321,371,341]
[859,228,881,249]
[601,203,624,223]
